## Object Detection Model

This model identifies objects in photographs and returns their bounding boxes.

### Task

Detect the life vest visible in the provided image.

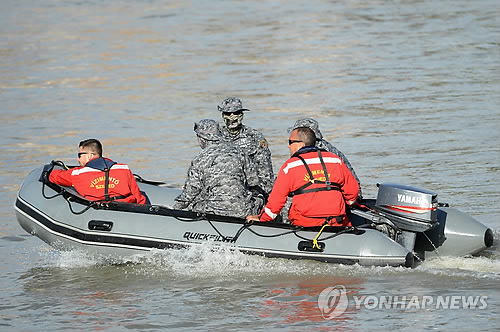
[86,157,131,202]
[288,148,343,198]
[288,147,345,225]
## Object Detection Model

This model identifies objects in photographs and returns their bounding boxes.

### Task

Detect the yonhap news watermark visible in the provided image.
[317,285,488,320]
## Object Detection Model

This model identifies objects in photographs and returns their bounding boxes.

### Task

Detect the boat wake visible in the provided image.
[416,255,500,279]
[32,236,500,281]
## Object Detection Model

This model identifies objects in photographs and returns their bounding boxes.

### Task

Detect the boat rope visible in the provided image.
[293,226,358,242]
[204,216,299,243]
[41,166,100,215]
[312,223,329,249]
[41,160,68,199]
[210,219,357,244]
[208,220,254,243]
[203,214,322,242]
[41,181,64,200]
[42,181,97,215]
[206,218,232,242]
[173,215,205,222]
[232,224,252,242]
[422,231,442,260]
[39,163,361,241]
[245,226,300,238]
[185,212,360,243]
[66,199,96,215]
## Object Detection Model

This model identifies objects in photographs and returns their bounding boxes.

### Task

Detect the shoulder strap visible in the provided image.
[318,150,331,190]
[288,151,342,197]
[101,158,129,202]
[103,158,111,201]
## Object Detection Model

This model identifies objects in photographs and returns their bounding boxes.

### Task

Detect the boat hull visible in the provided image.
[15,165,494,267]
[15,166,414,267]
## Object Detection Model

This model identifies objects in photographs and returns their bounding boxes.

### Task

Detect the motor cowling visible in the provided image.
[374,183,438,232]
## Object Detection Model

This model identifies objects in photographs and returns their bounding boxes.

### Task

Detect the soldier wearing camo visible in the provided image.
[173,119,263,218]
[218,97,274,195]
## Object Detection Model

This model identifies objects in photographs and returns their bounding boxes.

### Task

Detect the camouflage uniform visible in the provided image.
[174,119,263,218]
[218,97,274,195]
[220,124,273,194]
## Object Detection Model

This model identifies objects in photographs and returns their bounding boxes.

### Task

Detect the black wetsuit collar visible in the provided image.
[291,146,321,158]
[86,157,116,171]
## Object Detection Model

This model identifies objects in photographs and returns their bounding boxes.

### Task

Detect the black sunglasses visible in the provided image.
[288,140,303,145]
[222,110,243,116]
[78,152,92,158]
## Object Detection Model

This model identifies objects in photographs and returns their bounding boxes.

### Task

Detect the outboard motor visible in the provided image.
[374,183,439,260]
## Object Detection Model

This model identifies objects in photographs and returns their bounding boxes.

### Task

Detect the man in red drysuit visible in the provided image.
[49,138,147,204]
[247,127,359,227]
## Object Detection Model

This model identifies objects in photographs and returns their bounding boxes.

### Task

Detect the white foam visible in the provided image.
[415,255,500,279]
[31,241,500,281]
[37,248,102,268]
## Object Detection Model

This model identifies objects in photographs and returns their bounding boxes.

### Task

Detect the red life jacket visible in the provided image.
[260,147,359,227]
[49,157,146,204]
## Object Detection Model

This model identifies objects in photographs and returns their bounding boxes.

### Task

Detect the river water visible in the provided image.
[1,0,499,331]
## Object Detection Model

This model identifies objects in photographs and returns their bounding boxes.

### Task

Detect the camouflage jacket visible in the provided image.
[220,124,274,194]
[316,138,362,196]
[173,141,262,218]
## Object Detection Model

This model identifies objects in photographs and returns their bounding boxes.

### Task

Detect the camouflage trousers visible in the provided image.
[278,197,293,224]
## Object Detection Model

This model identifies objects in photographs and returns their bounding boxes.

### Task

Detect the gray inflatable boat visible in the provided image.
[15,163,493,268]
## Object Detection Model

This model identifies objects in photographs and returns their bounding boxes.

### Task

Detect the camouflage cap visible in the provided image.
[217,97,250,113]
[194,119,221,141]
[287,118,323,140]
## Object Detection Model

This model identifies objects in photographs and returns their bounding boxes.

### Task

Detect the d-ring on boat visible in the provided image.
[15,163,494,268]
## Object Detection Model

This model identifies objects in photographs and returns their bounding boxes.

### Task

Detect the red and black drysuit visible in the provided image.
[259,146,359,227]
[49,157,147,204]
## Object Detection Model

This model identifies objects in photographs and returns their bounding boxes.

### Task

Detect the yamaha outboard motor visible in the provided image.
[374,183,440,260]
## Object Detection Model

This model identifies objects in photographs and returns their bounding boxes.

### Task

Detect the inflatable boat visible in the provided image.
[15,163,494,268]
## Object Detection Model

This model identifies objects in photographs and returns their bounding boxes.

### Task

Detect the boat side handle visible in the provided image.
[88,220,114,232]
